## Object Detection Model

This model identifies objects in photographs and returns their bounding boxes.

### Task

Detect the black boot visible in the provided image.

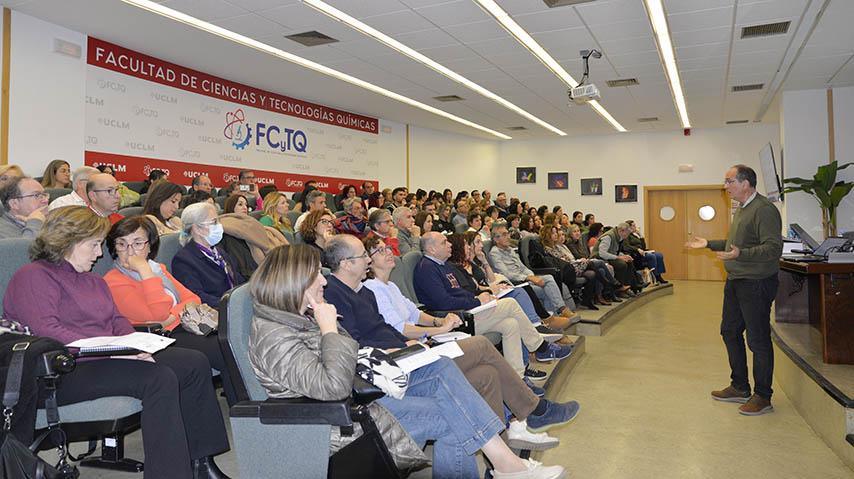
[656,274,668,284]
[581,298,599,310]
[193,456,231,479]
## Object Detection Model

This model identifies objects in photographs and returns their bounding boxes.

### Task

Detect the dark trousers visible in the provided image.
[171,329,238,407]
[607,258,637,288]
[521,284,550,319]
[721,274,779,399]
[56,347,230,479]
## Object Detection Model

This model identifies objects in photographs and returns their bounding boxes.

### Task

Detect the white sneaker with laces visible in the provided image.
[491,459,566,479]
[506,420,560,451]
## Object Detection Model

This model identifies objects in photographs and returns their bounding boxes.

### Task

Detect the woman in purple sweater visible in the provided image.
[2,206,230,479]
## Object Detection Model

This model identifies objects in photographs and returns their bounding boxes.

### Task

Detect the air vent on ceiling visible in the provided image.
[732,83,764,92]
[542,0,597,7]
[726,120,750,124]
[433,95,465,102]
[741,21,790,39]
[285,31,338,47]
[606,78,639,87]
[507,126,528,131]
[637,117,659,123]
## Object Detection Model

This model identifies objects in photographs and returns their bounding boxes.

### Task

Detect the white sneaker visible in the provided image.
[492,459,566,479]
[506,420,560,451]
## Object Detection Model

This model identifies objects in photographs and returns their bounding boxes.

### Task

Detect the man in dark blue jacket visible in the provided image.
[414,232,572,370]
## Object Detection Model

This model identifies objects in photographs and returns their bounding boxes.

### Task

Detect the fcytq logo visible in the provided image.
[224,109,251,150]
[224,109,308,153]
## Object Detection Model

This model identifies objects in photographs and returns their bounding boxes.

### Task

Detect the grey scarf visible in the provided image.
[115,259,182,306]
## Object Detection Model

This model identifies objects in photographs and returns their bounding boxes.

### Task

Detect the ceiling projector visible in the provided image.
[568,49,601,105]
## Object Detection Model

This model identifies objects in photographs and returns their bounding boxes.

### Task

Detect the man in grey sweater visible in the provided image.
[685,164,782,416]
[0,177,48,239]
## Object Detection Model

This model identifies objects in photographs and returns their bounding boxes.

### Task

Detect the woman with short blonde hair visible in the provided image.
[260,192,293,233]
[0,164,24,187]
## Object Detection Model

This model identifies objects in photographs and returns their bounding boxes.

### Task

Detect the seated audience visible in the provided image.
[519,214,539,238]
[259,191,293,233]
[591,222,646,295]
[393,206,421,255]
[49,166,97,210]
[387,187,407,211]
[143,181,184,235]
[494,192,509,218]
[237,169,260,210]
[172,202,246,307]
[293,181,318,212]
[333,197,367,239]
[293,189,326,231]
[220,195,287,278]
[0,164,23,188]
[298,209,334,254]
[466,212,484,237]
[223,181,241,198]
[40,160,71,189]
[587,222,604,250]
[434,203,455,233]
[86,173,124,224]
[3,206,230,479]
[624,220,668,284]
[448,232,569,334]
[415,232,573,376]
[452,198,469,226]
[570,211,585,231]
[335,184,357,211]
[96,165,140,208]
[103,215,237,406]
[541,224,600,310]
[379,187,393,208]
[582,214,595,234]
[191,174,214,195]
[556,227,621,305]
[527,224,580,308]
[249,242,568,478]
[414,210,433,235]
[508,201,523,218]
[489,225,580,322]
[367,208,400,256]
[139,169,167,195]
[0,177,48,239]
[181,189,215,209]
[507,214,522,241]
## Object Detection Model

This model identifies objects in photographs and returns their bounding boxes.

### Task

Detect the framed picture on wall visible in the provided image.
[548,172,568,190]
[517,167,536,184]
[580,178,602,195]
[615,184,638,203]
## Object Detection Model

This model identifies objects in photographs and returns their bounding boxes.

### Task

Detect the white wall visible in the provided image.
[375,119,406,189]
[495,124,781,228]
[833,86,854,233]
[7,11,86,176]
[407,125,500,193]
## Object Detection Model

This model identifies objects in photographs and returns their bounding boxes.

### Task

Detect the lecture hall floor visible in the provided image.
[79,280,853,478]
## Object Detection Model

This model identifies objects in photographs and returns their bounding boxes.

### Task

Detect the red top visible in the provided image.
[367,231,401,256]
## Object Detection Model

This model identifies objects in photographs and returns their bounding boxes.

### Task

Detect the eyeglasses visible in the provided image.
[724,178,739,185]
[369,245,394,256]
[377,219,393,225]
[93,187,121,196]
[114,240,149,251]
[13,192,48,200]
[318,219,334,226]
[199,218,221,226]
[343,251,369,261]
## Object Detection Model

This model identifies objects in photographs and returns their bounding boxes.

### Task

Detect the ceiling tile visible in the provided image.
[513,8,584,34]
[442,20,509,43]
[226,0,299,12]
[668,6,734,34]
[574,0,648,25]
[325,0,408,19]
[161,0,248,21]
[413,0,490,27]
[214,13,290,38]
[736,0,806,25]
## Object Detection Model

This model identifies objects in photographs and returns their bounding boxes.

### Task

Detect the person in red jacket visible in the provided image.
[103,215,236,406]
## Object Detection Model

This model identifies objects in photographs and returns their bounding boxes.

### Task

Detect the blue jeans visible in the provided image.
[379,357,504,478]
[643,251,666,275]
[504,288,540,324]
[530,276,575,313]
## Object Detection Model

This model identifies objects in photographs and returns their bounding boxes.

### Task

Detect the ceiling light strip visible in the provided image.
[643,0,691,128]
[473,0,626,133]
[303,0,565,136]
[120,0,511,140]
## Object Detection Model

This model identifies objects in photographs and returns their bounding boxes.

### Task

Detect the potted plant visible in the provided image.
[782,161,853,239]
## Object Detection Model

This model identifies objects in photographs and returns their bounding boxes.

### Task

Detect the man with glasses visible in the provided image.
[86,173,124,224]
[393,206,421,255]
[49,166,99,210]
[293,190,327,231]
[238,169,258,207]
[0,177,49,238]
[685,164,782,416]
[191,175,214,195]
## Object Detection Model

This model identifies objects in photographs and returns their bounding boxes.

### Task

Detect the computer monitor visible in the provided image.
[790,223,820,251]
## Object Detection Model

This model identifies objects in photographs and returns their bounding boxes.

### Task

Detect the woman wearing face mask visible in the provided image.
[172,203,246,308]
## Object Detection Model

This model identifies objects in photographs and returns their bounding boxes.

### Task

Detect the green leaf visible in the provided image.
[830,182,854,206]
[815,162,837,192]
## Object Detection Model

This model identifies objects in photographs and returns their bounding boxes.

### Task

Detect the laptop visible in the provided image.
[782,237,851,262]
[789,223,820,252]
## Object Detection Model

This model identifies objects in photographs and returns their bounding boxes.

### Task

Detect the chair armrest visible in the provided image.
[531,267,558,276]
[352,376,384,406]
[132,323,171,337]
[230,397,354,427]
[420,309,474,334]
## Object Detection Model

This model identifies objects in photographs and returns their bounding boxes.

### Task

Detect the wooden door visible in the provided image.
[645,186,730,281]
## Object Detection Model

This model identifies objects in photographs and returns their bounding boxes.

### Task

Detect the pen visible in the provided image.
[419,334,428,343]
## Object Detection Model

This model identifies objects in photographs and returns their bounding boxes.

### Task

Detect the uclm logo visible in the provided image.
[224,109,308,153]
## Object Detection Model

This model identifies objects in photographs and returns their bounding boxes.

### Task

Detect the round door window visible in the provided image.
[699,205,716,221]
[659,206,676,221]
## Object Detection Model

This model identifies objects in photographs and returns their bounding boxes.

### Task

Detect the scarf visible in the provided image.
[219,213,288,265]
[115,259,181,305]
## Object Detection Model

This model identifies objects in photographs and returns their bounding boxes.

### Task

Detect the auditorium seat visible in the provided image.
[214,196,227,209]
[285,210,301,227]
[249,210,264,220]
[45,187,71,203]
[118,206,143,217]
[0,238,32,316]
[122,181,146,193]
[154,233,182,274]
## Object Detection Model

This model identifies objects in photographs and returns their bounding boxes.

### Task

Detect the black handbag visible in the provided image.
[0,338,78,479]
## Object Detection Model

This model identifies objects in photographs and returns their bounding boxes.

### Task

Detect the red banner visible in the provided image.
[85,151,378,194]
[87,37,378,134]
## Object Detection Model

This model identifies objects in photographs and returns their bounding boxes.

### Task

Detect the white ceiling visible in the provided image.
[4,0,853,140]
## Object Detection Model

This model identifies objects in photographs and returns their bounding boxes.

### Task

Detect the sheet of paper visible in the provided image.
[468,300,497,315]
[430,341,465,359]
[67,332,175,354]
[394,349,441,374]
[431,331,471,343]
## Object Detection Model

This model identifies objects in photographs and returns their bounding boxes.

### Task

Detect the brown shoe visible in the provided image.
[543,315,570,331]
[594,295,611,306]
[558,309,582,326]
[739,394,773,416]
[711,385,751,403]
